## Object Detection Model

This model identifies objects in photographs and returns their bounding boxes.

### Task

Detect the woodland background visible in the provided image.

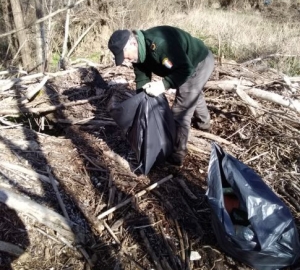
[0,0,300,75]
[0,1,300,270]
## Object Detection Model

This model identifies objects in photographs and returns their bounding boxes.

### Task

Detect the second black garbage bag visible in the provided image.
[109,91,176,175]
[206,142,300,270]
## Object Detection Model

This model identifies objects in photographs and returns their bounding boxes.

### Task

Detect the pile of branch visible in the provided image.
[1,60,300,160]
[0,60,300,269]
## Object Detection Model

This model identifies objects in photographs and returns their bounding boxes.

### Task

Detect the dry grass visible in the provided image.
[77,0,300,75]
[181,9,300,60]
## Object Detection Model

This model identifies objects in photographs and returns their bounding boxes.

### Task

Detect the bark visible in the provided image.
[60,0,71,69]
[0,0,17,58]
[34,0,46,72]
[10,0,33,70]
[205,80,300,114]
[0,0,86,39]
[45,0,54,72]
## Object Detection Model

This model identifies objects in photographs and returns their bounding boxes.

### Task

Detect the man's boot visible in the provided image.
[166,126,188,166]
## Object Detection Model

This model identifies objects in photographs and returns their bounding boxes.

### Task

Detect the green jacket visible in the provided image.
[133,25,209,90]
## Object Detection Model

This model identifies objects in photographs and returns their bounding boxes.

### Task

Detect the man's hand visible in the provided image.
[142,81,165,97]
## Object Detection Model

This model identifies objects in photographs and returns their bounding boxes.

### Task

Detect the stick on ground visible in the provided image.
[97,175,173,220]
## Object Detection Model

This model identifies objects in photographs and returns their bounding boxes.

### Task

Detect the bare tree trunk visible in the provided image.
[35,0,46,72]
[44,0,54,72]
[59,0,71,70]
[0,0,17,59]
[10,0,32,70]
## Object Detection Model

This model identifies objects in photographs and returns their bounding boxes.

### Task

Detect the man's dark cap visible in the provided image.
[108,30,130,66]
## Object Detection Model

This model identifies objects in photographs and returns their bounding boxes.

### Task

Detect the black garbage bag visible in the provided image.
[109,91,175,175]
[206,143,300,270]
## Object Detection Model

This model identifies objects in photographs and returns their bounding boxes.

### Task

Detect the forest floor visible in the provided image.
[0,56,300,270]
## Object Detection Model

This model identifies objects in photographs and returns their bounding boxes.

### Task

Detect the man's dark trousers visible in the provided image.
[171,50,215,160]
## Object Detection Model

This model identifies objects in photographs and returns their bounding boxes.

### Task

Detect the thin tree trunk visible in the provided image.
[35,0,46,72]
[0,0,17,58]
[59,0,71,70]
[45,0,54,72]
[10,0,32,70]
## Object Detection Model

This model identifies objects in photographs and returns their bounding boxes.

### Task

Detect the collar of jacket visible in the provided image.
[135,30,146,64]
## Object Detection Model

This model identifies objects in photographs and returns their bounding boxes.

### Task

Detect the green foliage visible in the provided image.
[283,58,300,76]
[84,52,99,63]
[51,52,60,67]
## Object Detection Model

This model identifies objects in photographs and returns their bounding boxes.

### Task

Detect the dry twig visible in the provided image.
[139,229,164,270]
[97,175,173,219]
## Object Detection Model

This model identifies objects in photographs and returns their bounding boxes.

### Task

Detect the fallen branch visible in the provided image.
[107,173,116,220]
[103,220,120,244]
[236,78,261,118]
[71,58,103,68]
[0,186,75,240]
[190,129,241,149]
[158,224,179,270]
[176,178,197,200]
[25,75,49,100]
[205,80,300,114]
[0,73,45,91]
[0,116,23,127]
[0,69,27,76]
[47,166,94,267]
[277,185,300,212]
[289,77,300,83]
[247,88,300,114]
[102,150,132,171]
[178,195,204,239]
[102,221,147,270]
[205,80,253,92]
[57,118,116,126]
[80,153,106,172]
[206,97,300,126]
[0,161,56,184]
[175,220,185,263]
[47,167,70,220]
[187,143,210,156]
[97,175,173,219]
[0,96,104,115]
[183,229,191,270]
[139,229,164,270]
[0,68,87,92]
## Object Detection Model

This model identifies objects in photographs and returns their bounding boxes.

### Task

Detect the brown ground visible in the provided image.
[0,60,300,270]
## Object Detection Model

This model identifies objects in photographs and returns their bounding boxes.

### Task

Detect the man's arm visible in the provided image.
[133,64,151,90]
[162,59,194,90]
[159,41,195,89]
